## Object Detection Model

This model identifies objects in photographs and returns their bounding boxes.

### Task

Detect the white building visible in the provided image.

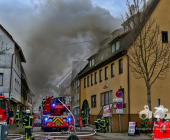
[0,24,34,115]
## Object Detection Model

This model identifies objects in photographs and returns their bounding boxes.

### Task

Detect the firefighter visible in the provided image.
[152,107,165,140]
[81,111,86,127]
[24,110,34,140]
[94,118,101,132]
[15,110,20,127]
[100,117,108,133]
[42,99,46,112]
[22,110,26,121]
[22,110,26,128]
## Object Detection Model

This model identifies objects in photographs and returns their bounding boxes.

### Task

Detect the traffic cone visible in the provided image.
[54,137,55,139]
[86,137,87,140]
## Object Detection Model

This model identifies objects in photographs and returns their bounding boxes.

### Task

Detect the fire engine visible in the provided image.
[40,95,73,131]
[0,93,7,126]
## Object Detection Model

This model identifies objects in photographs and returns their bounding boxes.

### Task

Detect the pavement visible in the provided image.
[7,123,152,140]
[96,132,152,140]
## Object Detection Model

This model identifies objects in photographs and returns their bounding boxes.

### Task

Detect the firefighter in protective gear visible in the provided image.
[15,110,20,127]
[100,117,108,133]
[160,118,170,139]
[152,107,165,140]
[22,110,26,128]
[24,110,34,140]
[81,111,86,127]
[42,99,46,112]
[94,118,101,132]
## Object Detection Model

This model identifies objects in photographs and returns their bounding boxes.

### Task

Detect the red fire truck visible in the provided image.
[0,93,7,126]
[40,95,73,131]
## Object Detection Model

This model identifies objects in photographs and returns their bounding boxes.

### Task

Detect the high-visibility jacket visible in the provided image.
[100,119,108,127]
[15,113,20,121]
[42,99,46,107]
[159,120,170,139]
[24,114,33,129]
[152,120,163,140]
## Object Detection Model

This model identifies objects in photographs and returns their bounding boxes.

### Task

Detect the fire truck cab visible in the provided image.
[41,96,73,131]
[0,93,7,126]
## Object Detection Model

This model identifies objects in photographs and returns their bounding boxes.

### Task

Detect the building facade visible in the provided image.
[70,61,88,122]
[78,0,170,132]
[0,25,34,117]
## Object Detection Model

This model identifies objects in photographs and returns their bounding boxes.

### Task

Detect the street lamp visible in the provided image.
[9,49,21,110]
[103,81,111,132]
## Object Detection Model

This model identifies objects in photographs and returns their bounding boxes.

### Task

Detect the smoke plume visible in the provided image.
[0,0,122,97]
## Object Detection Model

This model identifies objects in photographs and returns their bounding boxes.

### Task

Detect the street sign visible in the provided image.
[113,98,123,102]
[116,102,123,109]
[116,109,124,114]
[116,91,122,98]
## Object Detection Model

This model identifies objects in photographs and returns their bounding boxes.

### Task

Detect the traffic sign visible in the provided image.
[116,109,124,114]
[113,98,123,102]
[116,91,122,98]
[116,102,123,109]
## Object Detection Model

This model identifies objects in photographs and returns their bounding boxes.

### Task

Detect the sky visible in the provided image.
[0,0,133,96]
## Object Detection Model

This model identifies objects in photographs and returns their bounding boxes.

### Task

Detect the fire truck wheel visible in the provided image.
[67,135,79,140]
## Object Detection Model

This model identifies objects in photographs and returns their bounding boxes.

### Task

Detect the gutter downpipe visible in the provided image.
[9,49,21,110]
[122,50,130,123]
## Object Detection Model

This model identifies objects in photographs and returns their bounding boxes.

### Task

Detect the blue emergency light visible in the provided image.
[0,93,3,96]
[45,117,48,121]
[52,104,55,107]
[68,117,71,122]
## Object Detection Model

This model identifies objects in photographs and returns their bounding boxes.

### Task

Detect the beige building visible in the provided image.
[78,0,170,132]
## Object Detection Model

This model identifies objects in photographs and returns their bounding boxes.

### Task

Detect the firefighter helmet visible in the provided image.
[154,107,165,118]
[26,110,30,114]
[17,110,19,113]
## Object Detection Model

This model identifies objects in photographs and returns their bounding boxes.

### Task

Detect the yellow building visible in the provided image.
[78,0,170,132]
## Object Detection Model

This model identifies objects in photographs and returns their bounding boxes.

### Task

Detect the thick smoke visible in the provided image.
[0,0,122,97]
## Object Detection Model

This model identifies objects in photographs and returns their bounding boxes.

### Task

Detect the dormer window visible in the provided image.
[112,44,115,53]
[111,41,120,53]
[116,41,120,50]
[89,59,95,67]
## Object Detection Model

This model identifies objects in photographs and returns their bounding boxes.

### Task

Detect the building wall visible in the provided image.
[128,0,170,119]
[80,55,129,130]
[0,28,22,103]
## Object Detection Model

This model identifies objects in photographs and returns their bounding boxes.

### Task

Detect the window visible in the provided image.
[116,41,120,50]
[91,95,96,107]
[101,91,112,106]
[90,61,92,67]
[0,100,5,109]
[99,69,102,82]
[162,31,168,43]
[87,76,89,87]
[95,72,97,84]
[111,63,115,77]
[92,59,94,66]
[119,59,123,74]
[105,67,108,80]
[84,78,86,88]
[91,74,93,86]
[0,74,3,86]
[112,44,115,53]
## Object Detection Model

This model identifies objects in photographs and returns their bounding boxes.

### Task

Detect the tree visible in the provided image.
[123,0,170,111]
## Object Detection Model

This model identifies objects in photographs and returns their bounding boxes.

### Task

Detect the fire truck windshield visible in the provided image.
[0,100,5,110]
